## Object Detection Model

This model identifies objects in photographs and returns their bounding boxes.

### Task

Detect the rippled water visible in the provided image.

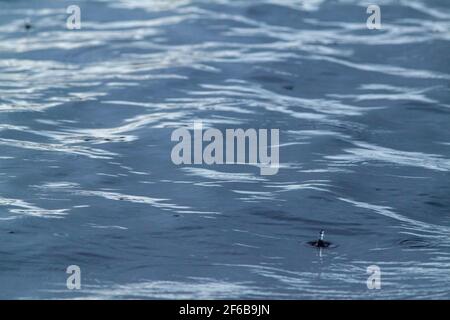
[0,0,449,299]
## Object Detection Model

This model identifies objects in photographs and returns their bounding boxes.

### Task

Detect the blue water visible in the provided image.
[0,0,449,299]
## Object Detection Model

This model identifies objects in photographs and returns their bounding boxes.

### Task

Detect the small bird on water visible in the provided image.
[308,230,331,248]
[24,19,32,31]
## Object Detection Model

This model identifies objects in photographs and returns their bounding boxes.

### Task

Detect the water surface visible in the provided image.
[0,0,449,299]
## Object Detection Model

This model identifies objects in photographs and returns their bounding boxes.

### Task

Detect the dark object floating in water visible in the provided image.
[308,230,331,248]
[8,231,15,234]
[24,22,32,30]
[283,85,294,90]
